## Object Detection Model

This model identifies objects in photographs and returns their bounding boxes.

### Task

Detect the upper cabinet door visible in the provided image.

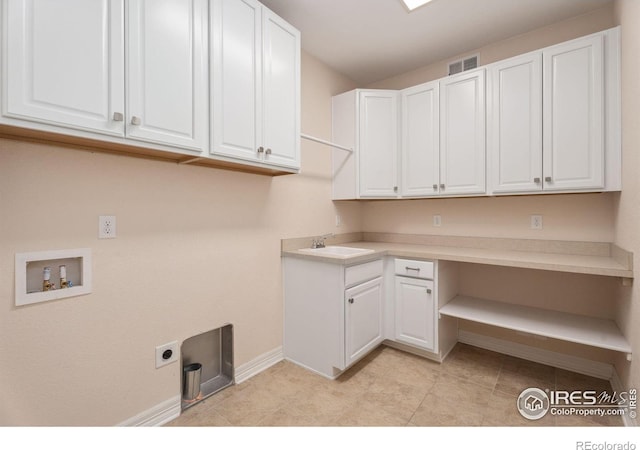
[358,90,399,198]
[543,34,604,191]
[261,8,300,168]
[489,52,543,194]
[439,69,486,196]
[3,0,125,136]
[211,0,262,161]
[127,0,209,152]
[401,81,440,197]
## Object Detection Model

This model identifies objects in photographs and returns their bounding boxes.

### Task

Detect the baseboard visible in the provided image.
[117,395,181,427]
[120,347,283,426]
[610,369,638,427]
[234,346,284,384]
[458,330,614,380]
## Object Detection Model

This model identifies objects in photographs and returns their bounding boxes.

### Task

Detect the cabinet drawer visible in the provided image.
[394,259,434,279]
[345,259,383,287]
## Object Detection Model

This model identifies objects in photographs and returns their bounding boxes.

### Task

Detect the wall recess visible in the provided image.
[15,248,92,306]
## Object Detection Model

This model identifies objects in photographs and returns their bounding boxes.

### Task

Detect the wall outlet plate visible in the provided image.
[155,341,179,368]
[433,215,442,227]
[99,215,117,239]
[530,215,543,230]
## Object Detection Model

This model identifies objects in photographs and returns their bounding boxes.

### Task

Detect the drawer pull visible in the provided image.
[348,298,354,304]
[405,266,421,272]
[426,288,432,294]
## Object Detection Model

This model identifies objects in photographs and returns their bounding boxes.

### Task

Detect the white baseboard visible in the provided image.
[233,346,284,384]
[458,330,614,380]
[117,395,181,427]
[119,347,283,426]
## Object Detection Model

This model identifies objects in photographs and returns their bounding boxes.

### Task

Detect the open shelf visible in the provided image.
[439,295,631,355]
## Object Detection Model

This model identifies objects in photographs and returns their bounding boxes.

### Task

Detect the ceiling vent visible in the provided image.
[448,55,479,76]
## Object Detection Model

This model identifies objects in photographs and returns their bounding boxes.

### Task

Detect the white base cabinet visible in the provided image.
[392,259,437,353]
[283,257,384,379]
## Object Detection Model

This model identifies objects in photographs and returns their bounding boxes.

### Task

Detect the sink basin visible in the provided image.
[297,246,375,258]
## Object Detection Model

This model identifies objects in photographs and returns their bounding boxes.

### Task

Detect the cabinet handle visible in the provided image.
[432,184,438,190]
[348,298,354,304]
[534,177,541,183]
[545,176,552,182]
[265,148,272,155]
[257,147,264,154]
[440,184,445,190]
[131,116,141,126]
[426,288,432,294]
[393,186,398,193]
[405,266,421,272]
[113,112,124,122]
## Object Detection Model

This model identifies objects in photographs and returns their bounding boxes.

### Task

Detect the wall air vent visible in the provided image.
[448,54,479,76]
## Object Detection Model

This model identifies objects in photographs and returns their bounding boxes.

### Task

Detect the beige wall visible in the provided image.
[0,51,358,425]
[612,0,640,399]
[367,5,616,90]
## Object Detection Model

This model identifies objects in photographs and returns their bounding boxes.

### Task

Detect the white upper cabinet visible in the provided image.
[488,29,619,195]
[126,0,209,152]
[262,8,301,168]
[439,69,486,196]
[2,0,209,152]
[359,90,399,198]
[400,81,440,197]
[3,0,125,136]
[211,0,300,169]
[489,52,543,194]
[543,34,604,191]
[211,0,261,161]
[331,89,399,199]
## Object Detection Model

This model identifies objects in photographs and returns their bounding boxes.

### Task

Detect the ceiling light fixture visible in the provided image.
[400,0,435,12]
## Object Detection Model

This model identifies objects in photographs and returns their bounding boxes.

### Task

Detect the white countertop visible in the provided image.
[282,240,633,278]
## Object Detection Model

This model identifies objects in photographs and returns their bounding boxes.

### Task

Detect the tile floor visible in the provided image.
[167,343,623,427]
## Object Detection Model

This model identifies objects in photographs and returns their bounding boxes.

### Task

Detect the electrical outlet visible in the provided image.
[530,215,543,230]
[99,215,117,239]
[336,214,342,227]
[433,215,442,227]
[155,341,179,369]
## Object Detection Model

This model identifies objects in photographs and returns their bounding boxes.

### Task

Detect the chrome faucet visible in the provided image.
[311,233,334,249]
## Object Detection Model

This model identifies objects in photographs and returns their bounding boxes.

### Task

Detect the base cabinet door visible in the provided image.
[394,277,435,352]
[345,277,384,367]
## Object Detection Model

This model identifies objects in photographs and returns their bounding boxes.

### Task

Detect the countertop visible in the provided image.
[282,236,633,279]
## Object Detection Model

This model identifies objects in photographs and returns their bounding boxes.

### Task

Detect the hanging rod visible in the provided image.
[301,133,353,152]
